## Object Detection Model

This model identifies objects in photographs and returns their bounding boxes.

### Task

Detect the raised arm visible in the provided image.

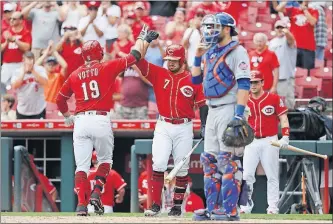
[22,1,38,19]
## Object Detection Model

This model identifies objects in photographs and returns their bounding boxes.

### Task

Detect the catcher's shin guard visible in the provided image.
[200,152,222,212]
[217,152,242,216]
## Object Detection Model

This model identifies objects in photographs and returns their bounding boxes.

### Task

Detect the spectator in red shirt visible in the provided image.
[88,151,127,214]
[275,0,318,69]
[56,26,84,77]
[165,8,187,44]
[186,2,220,22]
[131,2,154,39]
[1,3,14,32]
[1,11,31,93]
[249,33,280,93]
[108,24,134,58]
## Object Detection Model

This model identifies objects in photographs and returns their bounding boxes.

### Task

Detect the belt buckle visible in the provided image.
[87,111,94,115]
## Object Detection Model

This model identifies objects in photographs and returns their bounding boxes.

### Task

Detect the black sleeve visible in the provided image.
[199,105,209,127]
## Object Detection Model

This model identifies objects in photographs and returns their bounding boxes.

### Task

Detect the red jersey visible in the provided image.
[56,54,137,114]
[138,171,148,209]
[186,3,220,21]
[247,92,288,138]
[285,7,318,51]
[1,26,32,63]
[108,40,133,57]
[88,168,127,206]
[60,41,84,77]
[136,59,206,119]
[131,17,154,40]
[249,48,279,90]
[185,192,205,212]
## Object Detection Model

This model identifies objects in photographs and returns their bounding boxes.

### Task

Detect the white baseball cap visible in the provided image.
[3,3,14,12]
[107,5,121,18]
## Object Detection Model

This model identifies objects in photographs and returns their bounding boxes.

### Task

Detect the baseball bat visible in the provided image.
[271,141,328,160]
[165,138,204,182]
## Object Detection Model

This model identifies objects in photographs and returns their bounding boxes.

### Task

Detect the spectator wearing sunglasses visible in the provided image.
[56,25,84,77]
[269,20,296,109]
[1,11,31,94]
[78,1,107,49]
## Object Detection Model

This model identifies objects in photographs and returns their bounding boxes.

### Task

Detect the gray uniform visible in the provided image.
[205,45,251,156]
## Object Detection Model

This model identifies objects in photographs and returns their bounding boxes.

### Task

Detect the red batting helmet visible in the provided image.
[250,70,264,81]
[81,40,104,62]
[164,44,185,66]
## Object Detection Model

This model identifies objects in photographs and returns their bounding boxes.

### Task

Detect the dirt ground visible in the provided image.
[1,216,332,223]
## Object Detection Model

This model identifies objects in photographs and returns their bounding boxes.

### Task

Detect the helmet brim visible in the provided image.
[164,56,181,61]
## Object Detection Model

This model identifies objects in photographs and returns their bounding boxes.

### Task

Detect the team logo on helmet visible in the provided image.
[167,48,174,56]
[262,105,275,116]
[180,86,194,97]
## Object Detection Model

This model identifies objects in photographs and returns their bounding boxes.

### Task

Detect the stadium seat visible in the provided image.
[295,76,322,98]
[46,102,58,111]
[239,31,255,41]
[249,1,268,8]
[242,40,256,51]
[246,22,272,33]
[310,67,332,98]
[294,85,303,99]
[315,59,324,68]
[295,67,308,78]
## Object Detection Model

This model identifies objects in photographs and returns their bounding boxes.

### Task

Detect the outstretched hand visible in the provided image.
[145,30,159,43]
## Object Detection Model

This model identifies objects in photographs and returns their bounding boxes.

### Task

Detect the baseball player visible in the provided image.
[240,71,290,214]
[191,12,252,221]
[135,40,208,217]
[87,151,127,214]
[55,26,159,216]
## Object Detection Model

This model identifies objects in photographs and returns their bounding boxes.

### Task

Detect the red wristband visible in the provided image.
[282,127,290,136]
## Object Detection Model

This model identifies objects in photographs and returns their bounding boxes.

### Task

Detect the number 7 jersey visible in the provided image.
[57,56,137,114]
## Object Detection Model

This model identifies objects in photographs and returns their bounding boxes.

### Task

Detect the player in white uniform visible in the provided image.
[240,71,290,214]
[191,13,252,221]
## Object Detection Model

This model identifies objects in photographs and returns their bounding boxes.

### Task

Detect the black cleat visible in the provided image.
[90,192,104,215]
[76,205,89,216]
[168,206,182,217]
[144,203,161,217]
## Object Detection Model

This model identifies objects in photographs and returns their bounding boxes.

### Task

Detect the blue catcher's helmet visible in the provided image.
[201,12,238,46]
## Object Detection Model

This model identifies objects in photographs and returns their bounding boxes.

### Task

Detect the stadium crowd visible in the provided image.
[1,0,332,121]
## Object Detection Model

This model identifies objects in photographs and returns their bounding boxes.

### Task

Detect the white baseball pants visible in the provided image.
[243,135,280,213]
[73,114,114,174]
[152,119,194,177]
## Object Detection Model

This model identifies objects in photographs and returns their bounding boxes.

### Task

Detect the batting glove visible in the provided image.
[144,30,159,43]
[278,136,289,150]
[137,24,149,41]
[64,115,75,127]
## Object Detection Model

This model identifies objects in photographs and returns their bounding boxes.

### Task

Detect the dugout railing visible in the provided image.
[130,139,331,214]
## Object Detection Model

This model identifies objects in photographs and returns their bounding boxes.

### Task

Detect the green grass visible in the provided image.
[1,212,332,220]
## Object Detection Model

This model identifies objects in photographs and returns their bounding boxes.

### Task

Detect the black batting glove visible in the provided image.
[144,30,159,43]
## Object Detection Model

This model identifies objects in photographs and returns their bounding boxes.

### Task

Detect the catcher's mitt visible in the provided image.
[222,119,254,147]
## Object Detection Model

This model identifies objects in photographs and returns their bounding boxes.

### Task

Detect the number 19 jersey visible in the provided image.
[58,57,135,114]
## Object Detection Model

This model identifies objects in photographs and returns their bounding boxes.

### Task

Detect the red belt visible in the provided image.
[159,116,191,124]
[76,111,109,116]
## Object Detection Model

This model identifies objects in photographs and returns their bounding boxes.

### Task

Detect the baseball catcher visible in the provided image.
[191,12,253,221]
